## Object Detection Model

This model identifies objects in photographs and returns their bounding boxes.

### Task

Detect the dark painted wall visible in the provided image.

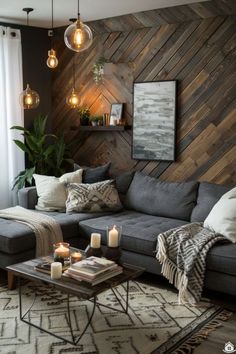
[0,22,52,129]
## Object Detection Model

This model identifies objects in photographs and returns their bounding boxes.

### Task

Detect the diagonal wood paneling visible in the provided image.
[52,0,236,184]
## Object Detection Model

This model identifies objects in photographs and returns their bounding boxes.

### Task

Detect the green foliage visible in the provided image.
[11,114,74,189]
[77,107,90,126]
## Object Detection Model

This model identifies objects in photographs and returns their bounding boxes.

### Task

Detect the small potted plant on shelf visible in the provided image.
[78,107,90,126]
[89,116,103,126]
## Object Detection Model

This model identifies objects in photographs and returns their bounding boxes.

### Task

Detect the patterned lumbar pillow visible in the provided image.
[66,180,122,213]
[33,169,83,211]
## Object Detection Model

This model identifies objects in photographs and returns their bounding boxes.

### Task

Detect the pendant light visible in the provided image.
[66,55,80,109]
[47,0,58,69]
[19,8,40,109]
[64,0,93,52]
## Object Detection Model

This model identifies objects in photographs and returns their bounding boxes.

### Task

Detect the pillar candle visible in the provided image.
[91,233,101,248]
[51,262,62,279]
[108,226,119,247]
[54,243,70,258]
[70,252,83,264]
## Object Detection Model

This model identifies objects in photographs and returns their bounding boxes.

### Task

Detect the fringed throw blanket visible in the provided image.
[0,206,63,257]
[156,222,226,304]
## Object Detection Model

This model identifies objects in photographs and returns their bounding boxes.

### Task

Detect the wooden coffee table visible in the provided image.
[7,253,144,345]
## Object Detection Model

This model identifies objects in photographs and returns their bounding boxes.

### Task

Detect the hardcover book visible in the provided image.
[71,256,116,278]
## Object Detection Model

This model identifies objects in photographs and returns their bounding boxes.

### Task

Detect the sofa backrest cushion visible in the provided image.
[191,182,231,222]
[125,172,199,221]
[74,163,111,183]
[115,171,135,204]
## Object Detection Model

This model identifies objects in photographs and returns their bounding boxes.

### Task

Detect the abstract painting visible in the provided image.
[132,81,177,161]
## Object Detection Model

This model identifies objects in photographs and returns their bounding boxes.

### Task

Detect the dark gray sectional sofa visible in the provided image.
[0,171,235,296]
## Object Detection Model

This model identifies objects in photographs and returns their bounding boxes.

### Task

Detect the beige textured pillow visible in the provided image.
[34,169,83,211]
[204,187,236,243]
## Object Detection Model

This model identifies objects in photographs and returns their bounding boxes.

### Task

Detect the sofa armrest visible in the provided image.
[18,187,38,209]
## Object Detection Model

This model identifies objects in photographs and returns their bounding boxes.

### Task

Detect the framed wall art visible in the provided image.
[110,103,123,125]
[132,80,177,161]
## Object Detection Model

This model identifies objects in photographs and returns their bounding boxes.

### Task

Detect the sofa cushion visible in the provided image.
[33,169,83,211]
[74,163,111,183]
[191,182,230,222]
[79,211,188,256]
[125,172,198,221]
[66,180,122,213]
[0,211,112,255]
[206,243,236,276]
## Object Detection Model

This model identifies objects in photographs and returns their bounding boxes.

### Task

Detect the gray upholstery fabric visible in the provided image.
[0,211,111,254]
[191,182,231,222]
[79,211,187,256]
[125,172,198,221]
[204,271,236,296]
[74,163,111,183]
[115,171,134,195]
[18,187,38,209]
[206,242,236,276]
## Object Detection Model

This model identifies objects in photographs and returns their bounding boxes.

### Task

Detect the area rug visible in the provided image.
[0,281,231,354]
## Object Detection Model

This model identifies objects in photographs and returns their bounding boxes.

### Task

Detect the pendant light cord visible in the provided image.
[73,55,76,88]
[51,0,54,30]
[78,0,80,18]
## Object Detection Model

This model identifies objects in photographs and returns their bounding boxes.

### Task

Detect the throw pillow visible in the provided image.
[204,187,236,243]
[33,169,83,211]
[66,180,122,213]
[74,162,111,183]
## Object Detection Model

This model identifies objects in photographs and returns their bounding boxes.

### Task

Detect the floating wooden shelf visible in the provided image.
[70,125,131,132]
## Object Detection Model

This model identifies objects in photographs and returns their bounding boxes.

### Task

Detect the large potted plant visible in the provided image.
[11,114,74,189]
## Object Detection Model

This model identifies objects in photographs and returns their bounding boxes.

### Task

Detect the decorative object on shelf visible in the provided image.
[66,55,80,109]
[70,251,83,264]
[50,262,62,279]
[110,103,123,125]
[78,107,90,125]
[103,113,110,126]
[133,80,177,161]
[85,233,103,258]
[19,8,40,110]
[105,225,122,262]
[46,0,58,69]
[64,0,93,52]
[54,242,70,266]
[89,115,103,126]
[92,57,109,84]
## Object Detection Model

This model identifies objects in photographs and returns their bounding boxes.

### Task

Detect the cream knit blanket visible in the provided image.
[0,206,63,257]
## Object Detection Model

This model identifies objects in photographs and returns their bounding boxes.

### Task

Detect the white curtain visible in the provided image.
[0,27,25,209]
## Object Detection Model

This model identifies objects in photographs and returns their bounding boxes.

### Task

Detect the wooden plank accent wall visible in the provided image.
[52,0,236,185]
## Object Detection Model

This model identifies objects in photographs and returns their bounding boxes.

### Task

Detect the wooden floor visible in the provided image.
[0,269,235,353]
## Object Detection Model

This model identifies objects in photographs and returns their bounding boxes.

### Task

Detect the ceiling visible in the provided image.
[0,0,208,29]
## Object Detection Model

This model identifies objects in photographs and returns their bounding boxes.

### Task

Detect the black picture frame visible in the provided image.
[110,103,123,125]
[132,80,177,161]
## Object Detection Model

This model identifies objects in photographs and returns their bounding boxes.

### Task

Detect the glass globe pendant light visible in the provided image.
[47,0,58,69]
[19,8,40,109]
[19,84,40,109]
[66,55,80,109]
[64,0,93,52]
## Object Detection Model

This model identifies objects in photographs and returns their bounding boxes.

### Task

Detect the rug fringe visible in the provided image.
[171,310,232,354]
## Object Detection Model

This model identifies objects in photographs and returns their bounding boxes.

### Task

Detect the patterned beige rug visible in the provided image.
[0,281,231,354]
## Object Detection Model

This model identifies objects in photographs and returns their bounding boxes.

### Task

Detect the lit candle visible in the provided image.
[70,251,83,264]
[54,243,70,258]
[108,226,119,247]
[91,233,101,248]
[51,262,62,279]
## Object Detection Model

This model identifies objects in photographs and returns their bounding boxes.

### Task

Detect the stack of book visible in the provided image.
[63,256,123,285]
